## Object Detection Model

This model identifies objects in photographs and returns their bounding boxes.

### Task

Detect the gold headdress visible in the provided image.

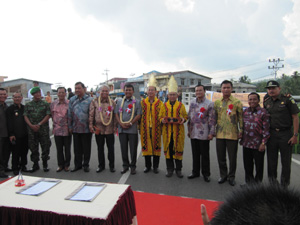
[147,74,158,88]
[168,75,178,93]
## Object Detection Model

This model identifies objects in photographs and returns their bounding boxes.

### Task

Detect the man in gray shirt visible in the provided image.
[115,84,141,175]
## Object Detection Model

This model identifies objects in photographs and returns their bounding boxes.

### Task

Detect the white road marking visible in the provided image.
[118,140,142,184]
[292,157,300,166]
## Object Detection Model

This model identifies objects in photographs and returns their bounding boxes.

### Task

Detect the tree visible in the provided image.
[239,75,251,84]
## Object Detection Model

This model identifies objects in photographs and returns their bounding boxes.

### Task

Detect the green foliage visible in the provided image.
[253,71,300,94]
[239,75,251,84]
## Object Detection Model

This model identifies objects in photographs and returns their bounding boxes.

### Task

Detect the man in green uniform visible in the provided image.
[24,87,51,172]
[264,80,299,187]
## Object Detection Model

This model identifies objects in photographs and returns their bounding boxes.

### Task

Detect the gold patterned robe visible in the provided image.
[140,97,163,156]
[159,100,188,160]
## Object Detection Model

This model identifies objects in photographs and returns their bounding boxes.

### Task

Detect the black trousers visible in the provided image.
[73,133,92,168]
[95,133,115,169]
[243,147,265,183]
[0,137,9,174]
[267,129,292,187]
[54,135,72,168]
[145,156,160,169]
[166,136,182,171]
[191,139,210,177]
[216,139,238,181]
[11,136,28,171]
[119,133,138,169]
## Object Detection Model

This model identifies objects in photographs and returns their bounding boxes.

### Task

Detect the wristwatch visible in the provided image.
[294,133,298,137]
[38,123,41,126]
[130,122,132,126]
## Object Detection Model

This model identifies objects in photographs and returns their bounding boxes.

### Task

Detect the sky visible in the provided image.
[1,0,300,90]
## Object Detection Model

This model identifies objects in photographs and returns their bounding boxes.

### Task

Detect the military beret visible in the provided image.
[30,86,41,95]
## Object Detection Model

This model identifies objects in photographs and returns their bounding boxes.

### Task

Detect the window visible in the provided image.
[181,78,185,85]
[190,79,194,85]
[198,80,201,85]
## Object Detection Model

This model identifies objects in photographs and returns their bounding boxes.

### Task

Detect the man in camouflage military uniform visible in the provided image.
[24,87,51,172]
[264,80,299,187]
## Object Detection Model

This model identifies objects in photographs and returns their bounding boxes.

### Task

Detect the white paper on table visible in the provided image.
[65,183,106,202]
[16,179,61,196]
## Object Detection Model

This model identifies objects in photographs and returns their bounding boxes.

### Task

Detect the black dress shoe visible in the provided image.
[0,173,8,178]
[56,167,63,172]
[5,168,12,172]
[153,168,159,174]
[131,168,136,175]
[71,167,82,172]
[29,164,40,173]
[218,177,227,184]
[96,167,104,173]
[176,170,183,178]
[121,168,129,174]
[166,170,173,177]
[143,167,151,173]
[203,176,211,182]
[188,173,200,179]
[229,179,236,186]
[22,167,29,172]
[110,168,116,173]
[84,167,90,172]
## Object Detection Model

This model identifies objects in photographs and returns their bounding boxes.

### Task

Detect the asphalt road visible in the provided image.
[2,124,300,202]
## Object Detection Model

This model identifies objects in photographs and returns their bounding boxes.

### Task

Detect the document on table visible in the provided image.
[16,179,61,196]
[65,183,106,202]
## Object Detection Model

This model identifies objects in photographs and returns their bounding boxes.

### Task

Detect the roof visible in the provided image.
[0,78,52,85]
[159,70,211,79]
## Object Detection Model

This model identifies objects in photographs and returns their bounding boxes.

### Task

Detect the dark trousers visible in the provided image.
[145,155,160,169]
[216,139,238,181]
[73,133,92,168]
[166,136,182,171]
[0,137,9,174]
[191,139,210,177]
[267,130,292,187]
[28,129,51,163]
[95,133,115,169]
[11,136,28,171]
[119,133,138,169]
[54,135,72,168]
[243,147,265,183]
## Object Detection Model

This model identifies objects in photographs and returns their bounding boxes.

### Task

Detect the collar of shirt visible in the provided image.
[13,103,23,108]
[271,94,284,102]
[57,99,68,105]
[75,94,89,101]
[246,105,261,113]
[221,95,233,102]
[101,97,109,103]
[196,97,206,103]
[125,97,133,102]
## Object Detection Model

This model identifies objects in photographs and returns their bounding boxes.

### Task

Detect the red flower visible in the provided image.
[200,107,206,113]
[228,104,233,110]
[128,104,133,109]
[107,106,112,111]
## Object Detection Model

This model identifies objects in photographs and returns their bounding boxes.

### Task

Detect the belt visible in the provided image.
[271,127,290,132]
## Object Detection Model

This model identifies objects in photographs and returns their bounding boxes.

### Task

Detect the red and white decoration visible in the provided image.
[197,107,206,119]
[227,104,233,115]
[126,104,133,113]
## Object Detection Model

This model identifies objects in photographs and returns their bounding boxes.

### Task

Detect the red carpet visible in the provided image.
[133,191,220,225]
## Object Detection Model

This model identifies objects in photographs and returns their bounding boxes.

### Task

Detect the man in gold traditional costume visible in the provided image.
[159,76,188,178]
[140,75,163,174]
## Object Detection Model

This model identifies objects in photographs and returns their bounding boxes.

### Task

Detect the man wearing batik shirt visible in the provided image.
[68,82,93,172]
[187,85,215,182]
[51,87,71,172]
[89,84,117,173]
[214,80,243,186]
[240,92,270,185]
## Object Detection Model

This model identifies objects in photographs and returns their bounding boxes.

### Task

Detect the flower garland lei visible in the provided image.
[119,96,136,123]
[98,96,113,126]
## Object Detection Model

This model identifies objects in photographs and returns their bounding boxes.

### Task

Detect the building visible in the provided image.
[204,82,256,93]
[0,78,52,97]
[143,70,212,92]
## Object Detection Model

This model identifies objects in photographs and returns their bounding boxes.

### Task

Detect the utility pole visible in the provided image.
[102,68,110,84]
[268,58,284,79]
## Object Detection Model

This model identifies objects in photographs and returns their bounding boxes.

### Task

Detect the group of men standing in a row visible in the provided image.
[0,76,298,188]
